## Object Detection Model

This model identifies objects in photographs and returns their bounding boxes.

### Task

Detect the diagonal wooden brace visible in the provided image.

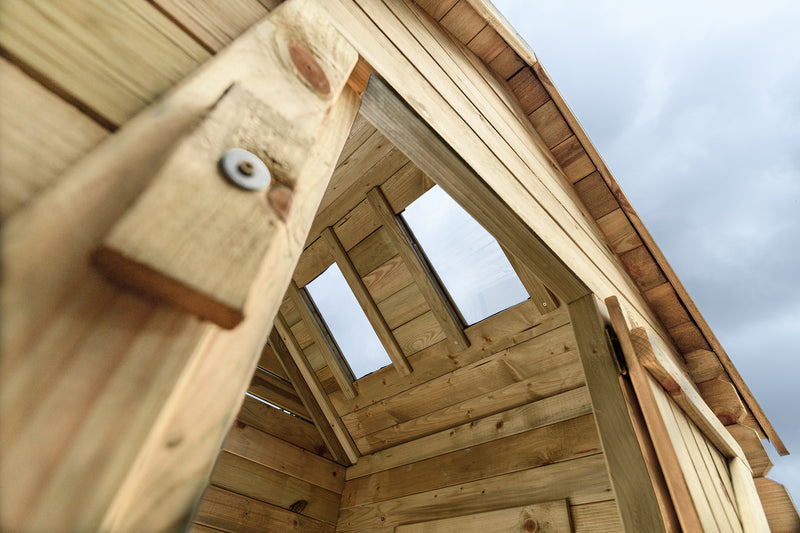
[92,9,358,329]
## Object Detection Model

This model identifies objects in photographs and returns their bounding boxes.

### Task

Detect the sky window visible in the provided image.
[401,186,529,325]
[305,263,393,379]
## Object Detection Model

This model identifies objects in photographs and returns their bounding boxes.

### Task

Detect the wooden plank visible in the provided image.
[571,500,624,533]
[651,379,720,532]
[629,327,747,462]
[330,300,569,416]
[358,74,588,303]
[341,414,600,508]
[395,500,570,533]
[685,349,726,383]
[438,0,486,44]
[223,421,345,493]
[376,281,427,329]
[336,454,611,531]
[347,386,592,480]
[532,60,787,455]
[211,451,341,524]
[698,378,747,426]
[463,0,538,66]
[730,456,771,532]
[501,244,560,314]
[273,315,360,464]
[268,328,353,465]
[0,0,210,126]
[675,403,742,532]
[342,323,579,439]
[322,226,413,375]
[0,3,358,531]
[247,368,310,419]
[367,186,469,349]
[287,281,358,399]
[727,424,772,477]
[754,478,800,532]
[605,296,703,532]
[237,396,330,458]
[392,310,447,356]
[257,344,289,380]
[0,58,109,219]
[195,485,334,533]
[529,99,572,150]
[568,294,666,532]
[151,0,271,52]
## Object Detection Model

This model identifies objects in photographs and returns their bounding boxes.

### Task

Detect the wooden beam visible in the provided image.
[286,281,358,399]
[321,226,413,375]
[730,456,771,532]
[358,74,589,304]
[0,1,359,531]
[605,296,702,532]
[629,326,747,463]
[501,244,560,314]
[395,500,569,533]
[568,294,666,533]
[273,315,360,464]
[366,186,468,350]
[268,327,355,465]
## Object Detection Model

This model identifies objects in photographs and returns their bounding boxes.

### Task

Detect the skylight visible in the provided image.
[401,186,529,325]
[306,263,393,379]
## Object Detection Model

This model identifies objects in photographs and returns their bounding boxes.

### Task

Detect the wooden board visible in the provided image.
[0,58,109,219]
[571,500,624,533]
[754,478,800,532]
[195,485,334,533]
[0,3,358,530]
[346,386,592,480]
[0,0,210,126]
[237,396,330,458]
[395,500,570,533]
[336,454,610,531]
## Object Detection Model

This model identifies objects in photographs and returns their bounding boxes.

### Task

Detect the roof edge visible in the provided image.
[466,0,787,455]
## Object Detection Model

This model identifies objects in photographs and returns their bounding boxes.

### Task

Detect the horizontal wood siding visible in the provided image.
[338,314,620,531]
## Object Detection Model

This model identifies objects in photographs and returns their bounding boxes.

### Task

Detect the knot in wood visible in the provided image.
[523,519,537,532]
[289,42,330,95]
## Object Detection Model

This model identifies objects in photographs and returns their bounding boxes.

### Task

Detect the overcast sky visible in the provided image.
[492,0,800,499]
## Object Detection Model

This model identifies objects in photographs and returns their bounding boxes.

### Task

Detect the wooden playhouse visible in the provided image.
[2,0,798,531]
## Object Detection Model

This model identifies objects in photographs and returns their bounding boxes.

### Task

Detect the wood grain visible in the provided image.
[395,500,570,533]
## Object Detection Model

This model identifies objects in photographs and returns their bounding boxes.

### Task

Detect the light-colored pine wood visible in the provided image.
[392,310,447,356]
[532,60,786,456]
[0,58,109,219]
[629,327,747,463]
[237,396,330,458]
[0,3,359,531]
[698,378,747,426]
[94,15,358,327]
[568,294,666,533]
[336,454,611,531]
[195,485,335,533]
[247,368,310,419]
[346,386,592,479]
[341,414,600,508]
[322,226,414,375]
[685,349,726,383]
[367,186,469,349]
[501,244,560,314]
[330,299,568,416]
[0,0,210,126]
[726,424,772,477]
[151,0,271,52]
[287,281,358,399]
[223,421,345,493]
[754,478,800,532]
[605,296,703,532]
[571,500,624,533]
[729,456,771,532]
[273,315,360,464]
[438,0,486,44]
[395,500,570,533]
[267,329,353,465]
[376,282,428,329]
[211,452,340,524]
[342,323,579,439]
[256,344,289,380]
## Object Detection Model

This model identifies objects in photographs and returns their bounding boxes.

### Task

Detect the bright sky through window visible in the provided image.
[306,264,392,379]
[402,186,529,325]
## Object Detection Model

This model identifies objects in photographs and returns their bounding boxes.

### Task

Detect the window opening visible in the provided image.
[306,263,393,379]
[401,185,529,325]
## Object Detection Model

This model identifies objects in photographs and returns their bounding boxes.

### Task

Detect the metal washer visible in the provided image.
[219,148,271,191]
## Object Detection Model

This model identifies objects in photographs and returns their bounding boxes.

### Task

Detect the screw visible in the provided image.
[237,160,255,176]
